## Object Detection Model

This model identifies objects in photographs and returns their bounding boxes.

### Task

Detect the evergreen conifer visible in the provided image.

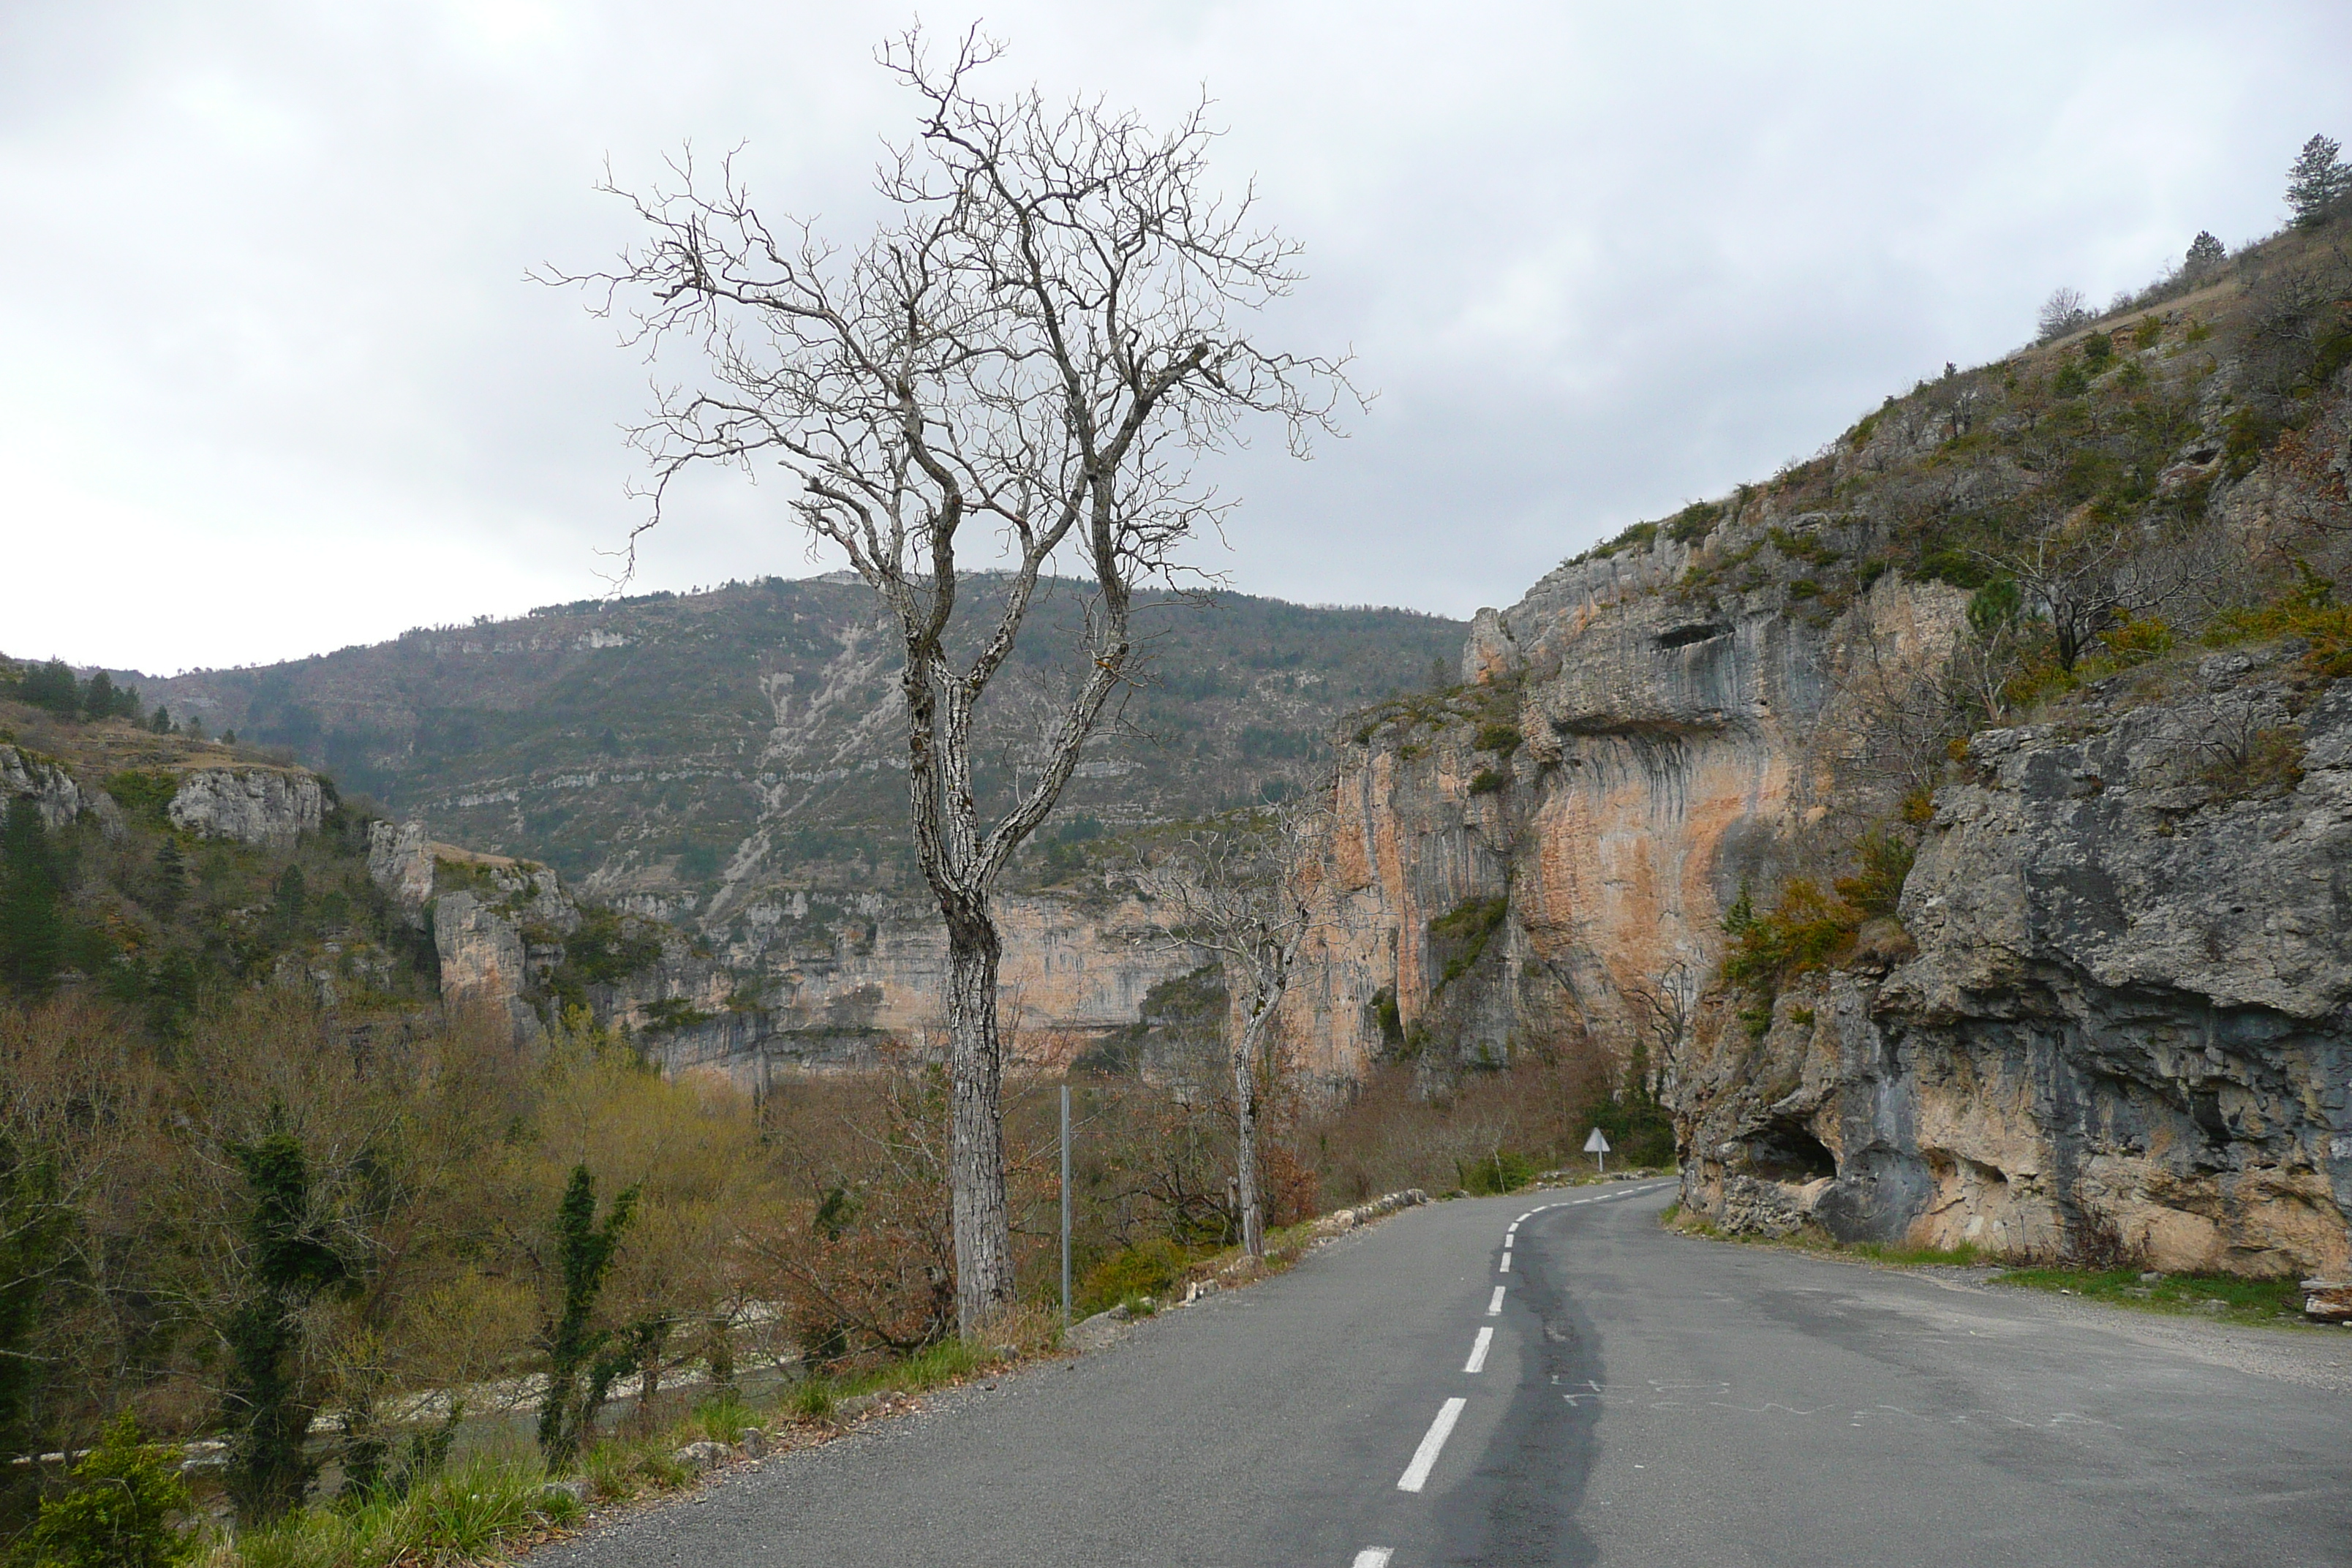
[20,661,77,717]
[2286,134,2351,227]
[222,1111,353,1523]
[535,1164,641,1469]
[0,799,64,997]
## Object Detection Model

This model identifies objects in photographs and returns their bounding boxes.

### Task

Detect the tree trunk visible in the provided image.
[945,913,1016,1335]
[1232,1009,1267,1258]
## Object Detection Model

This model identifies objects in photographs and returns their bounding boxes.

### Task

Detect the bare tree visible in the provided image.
[554,30,1348,1331]
[1131,805,1324,1257]
[1621,960,1695,1098]
[2036,287,2092,343]
[1975,509,2209,672]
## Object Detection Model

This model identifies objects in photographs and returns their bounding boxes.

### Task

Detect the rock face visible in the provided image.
[366,819,435,908]
[0,745,91,831]
[1678,657,2352,1276]
[1284,525,1965,1090]
[167,768,322,848]
[367,813,1205,1074]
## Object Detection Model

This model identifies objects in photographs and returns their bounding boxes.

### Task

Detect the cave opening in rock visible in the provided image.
[1744,1120,1837,1182]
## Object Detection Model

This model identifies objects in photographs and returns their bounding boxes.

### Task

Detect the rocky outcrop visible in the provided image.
[167,768,322,848]
[1285,521,1964,1089]
[433,889,542,1040]
[0,745,91,832]
[366,812,1203,1071]
[366,820,435,910]
[1677,655,2352,1276]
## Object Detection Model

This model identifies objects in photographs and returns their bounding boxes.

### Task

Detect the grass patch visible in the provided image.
[1846,1239,1981,1267]
[1665,1213,2321,1330]
[209,1454,581,1568]
[1991,1267,2310,1327]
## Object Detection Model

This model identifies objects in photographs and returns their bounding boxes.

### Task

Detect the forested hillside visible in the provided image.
[140,581,1462,904]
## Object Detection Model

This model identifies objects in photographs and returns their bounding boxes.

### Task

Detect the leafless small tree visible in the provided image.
[1131,804,1325,1257]
[1975,509,2209,672]
[2037,287,2092,343]
[1621,960,1696,1098]
[552,29,1349,1332]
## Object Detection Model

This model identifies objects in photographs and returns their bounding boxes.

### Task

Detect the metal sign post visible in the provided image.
[1060,1085,1073,1327]
[1584,1126,1611,1175]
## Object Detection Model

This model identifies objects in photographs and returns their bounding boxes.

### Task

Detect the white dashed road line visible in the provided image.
[1397,1398,1469,1493]
[1357,1184,1674,1561]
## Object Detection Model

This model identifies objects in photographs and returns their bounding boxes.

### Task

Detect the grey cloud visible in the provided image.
[2,0,2345,671]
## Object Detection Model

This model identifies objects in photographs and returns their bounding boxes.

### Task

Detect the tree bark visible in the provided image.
[944,913,1014,1333]
[1232,1003,1269,1258]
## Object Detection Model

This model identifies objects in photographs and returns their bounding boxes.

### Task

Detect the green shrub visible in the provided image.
[1458,1148,1536,1196]
[1428,897,1509,988]
[2095,615,2173,667]
[2081,331,2113,366]
[102,770,178,830]
[1832,832,1915,919]
[15,1414,195,1568]
[1666,500,1725,544]
[1722,878,1858,1030]
[1965,578,2020,633]
[1467,768,1507,796]
[1077,1237,1189,1316]
[2131,314,2163,350]
[2204,562,2352,679]
[2052,363,2089,398]
[1471,723,1520,755]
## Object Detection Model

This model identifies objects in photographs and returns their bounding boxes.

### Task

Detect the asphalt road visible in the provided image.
[535,1183,2352,1567]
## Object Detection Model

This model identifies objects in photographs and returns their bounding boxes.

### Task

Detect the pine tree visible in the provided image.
[0,799,64,997]
[20,660,78,717]
[2286,134,2351,227]
[2182,230,2226,279]
[535,1164,641,1469]
[222,1112,353,1523]
[272,864,306,941]
[0,1137,71,1466]
[149,706,171,735]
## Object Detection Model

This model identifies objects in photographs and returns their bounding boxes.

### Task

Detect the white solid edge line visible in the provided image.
[1465,1325,1495,1374]
[1488,1286,1505,1315]
[1398,1398,1469,1492]
[1352,1550,1394,1568]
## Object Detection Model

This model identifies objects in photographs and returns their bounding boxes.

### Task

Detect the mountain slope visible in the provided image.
[140,579,1462,1062]
[1289,208,2352,1273]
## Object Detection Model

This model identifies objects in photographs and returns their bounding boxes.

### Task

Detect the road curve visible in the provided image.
[533,1184,2352,1567]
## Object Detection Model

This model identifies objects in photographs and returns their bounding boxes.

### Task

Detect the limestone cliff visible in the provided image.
[167,766,322,848]
[1285,528,1964,1090]
[1678,654,2352,1275]
[1294,224,2352,1275]
[366,816,1205,1073]
[1,744,97,832]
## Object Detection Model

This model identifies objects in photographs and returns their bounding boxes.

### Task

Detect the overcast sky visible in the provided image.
[4,1,2347,675]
